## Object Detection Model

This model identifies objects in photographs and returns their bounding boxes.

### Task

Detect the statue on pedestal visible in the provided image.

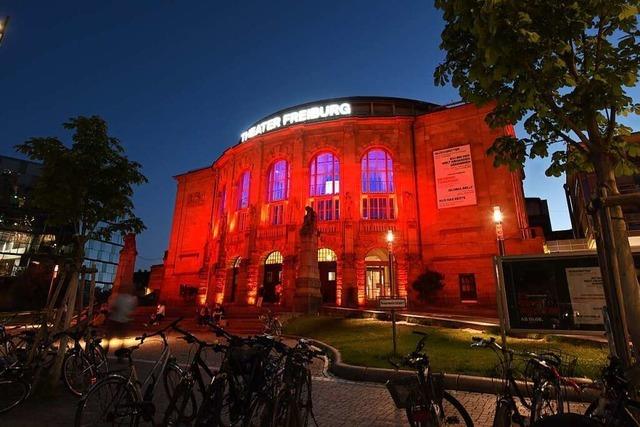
[294,207,322,313]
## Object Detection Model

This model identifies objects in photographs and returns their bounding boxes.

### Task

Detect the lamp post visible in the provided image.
[492,206,508,346]
[493,206,505,256]
[0,17,10,47]
[386,229,397,356]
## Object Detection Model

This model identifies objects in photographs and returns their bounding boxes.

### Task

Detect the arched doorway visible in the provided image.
[318,248,337,304]
[228,257,241,303]
[262,251,283,304]
[365,248,391,301]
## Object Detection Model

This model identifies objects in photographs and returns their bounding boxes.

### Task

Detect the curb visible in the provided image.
[299,336,599,403]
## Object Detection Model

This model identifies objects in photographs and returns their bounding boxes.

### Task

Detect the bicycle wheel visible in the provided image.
[405,391,473,427]
[530,381,563,424]
[492,399,515,427]
[63,351,96,396]
[196,374,235,427]
[531,413,603,427]
[272,370,313,427]
[440,392,474,426]
[75,375,139,427]
[0,376,31,414]
[163,361,184,403]
[163,377,197,426]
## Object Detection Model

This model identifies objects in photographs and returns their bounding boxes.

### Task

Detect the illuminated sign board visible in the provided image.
[241,102,351,142]
[433,144,477,209]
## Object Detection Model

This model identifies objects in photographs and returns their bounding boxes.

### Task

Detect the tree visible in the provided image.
[412,268,445,302]
[434,0,640,360]
[15,115,146,388]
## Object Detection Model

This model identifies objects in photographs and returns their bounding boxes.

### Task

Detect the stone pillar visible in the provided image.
[294,207,322,313]
[110,234,137,297]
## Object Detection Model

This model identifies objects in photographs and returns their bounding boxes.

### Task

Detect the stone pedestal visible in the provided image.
[294,207,322,313]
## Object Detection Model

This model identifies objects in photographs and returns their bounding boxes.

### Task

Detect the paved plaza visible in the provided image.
[0,333,583,426]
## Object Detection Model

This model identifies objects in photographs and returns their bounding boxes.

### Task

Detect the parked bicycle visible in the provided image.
[60,324,109,396]
[387,331,473,426]
[194,324,284,426]
[75,317,184,426]
[583,356,640,426]
[270,338,324,427]
[162,324,225,426]
[260,310,282,337]
[471,336,578,427]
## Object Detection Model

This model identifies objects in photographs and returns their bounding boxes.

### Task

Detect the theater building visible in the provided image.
[158,97,544,314]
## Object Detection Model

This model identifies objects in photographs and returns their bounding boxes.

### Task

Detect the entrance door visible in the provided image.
[318,248,338,305]
[366,265,387,300]
[319,261,337,304]
[262,251,283,304]
[229,257,241,303]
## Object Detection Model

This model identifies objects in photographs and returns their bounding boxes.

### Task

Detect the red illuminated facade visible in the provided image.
[158,97,544,314]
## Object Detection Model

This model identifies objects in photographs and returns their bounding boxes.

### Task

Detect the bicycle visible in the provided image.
[260,310,282,337]
[194,324,284,426]
[387,331,473,426]
[162,324,226,426]
[471,336,578,426]
[60,324,109,396]
[583,356,640,426]
[74,317,184,426]
[270,338,324,427]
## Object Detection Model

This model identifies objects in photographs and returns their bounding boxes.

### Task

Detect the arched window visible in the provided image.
[236,171,250,231]
[361,149,395,220]
[310,153,340,196]
[318,248,337,262]
[237,171,250,210]
[265,251,283,264]
[310,153,340,221]
[268,160,289,202]
[361,149,394,193]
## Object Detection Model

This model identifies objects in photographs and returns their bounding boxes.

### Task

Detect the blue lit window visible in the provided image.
[237,171,250,209]
[361,149,394,193]
[268,160,289,202]
[310,152,340,196]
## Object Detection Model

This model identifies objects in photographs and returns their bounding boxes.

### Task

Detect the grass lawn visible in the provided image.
[284,316,609,379]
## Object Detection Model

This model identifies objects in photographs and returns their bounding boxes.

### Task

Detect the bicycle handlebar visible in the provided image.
[135,316,184,342]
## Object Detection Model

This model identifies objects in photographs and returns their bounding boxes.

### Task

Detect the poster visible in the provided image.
[433,144,477,209]
[565,267,605,325]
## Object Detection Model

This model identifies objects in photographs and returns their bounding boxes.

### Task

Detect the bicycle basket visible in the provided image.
[385,376,421,409]
[519,347,578,378]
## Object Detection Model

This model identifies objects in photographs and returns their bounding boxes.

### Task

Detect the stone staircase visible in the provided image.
[128,304,268,335]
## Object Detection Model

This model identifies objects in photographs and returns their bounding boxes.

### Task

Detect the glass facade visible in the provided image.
[83,237,123,288]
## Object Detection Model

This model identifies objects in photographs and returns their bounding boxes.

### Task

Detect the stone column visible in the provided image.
[110,233,137,297]
[294,207,322,313]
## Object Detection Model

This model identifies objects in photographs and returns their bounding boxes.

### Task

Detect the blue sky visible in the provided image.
[1,1,638,268]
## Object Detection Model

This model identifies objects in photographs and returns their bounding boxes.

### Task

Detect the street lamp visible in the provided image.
[0,17,10,47]
[386,229,395,297]
[493,206,505,256]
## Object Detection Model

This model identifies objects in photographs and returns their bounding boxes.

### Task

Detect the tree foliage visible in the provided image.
[434,0,640,177]
[412,268,445,302]
[15,116,147,249]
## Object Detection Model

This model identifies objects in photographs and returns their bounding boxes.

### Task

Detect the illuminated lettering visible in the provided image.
[241,102,352,142]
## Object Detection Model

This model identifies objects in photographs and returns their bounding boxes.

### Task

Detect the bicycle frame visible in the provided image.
[130,333,172,403]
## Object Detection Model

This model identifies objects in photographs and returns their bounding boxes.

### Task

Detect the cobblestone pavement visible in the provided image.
[0,331,581,426]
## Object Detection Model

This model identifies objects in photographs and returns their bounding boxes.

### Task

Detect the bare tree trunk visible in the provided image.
[46,240,85,391]
[595,155,640,363]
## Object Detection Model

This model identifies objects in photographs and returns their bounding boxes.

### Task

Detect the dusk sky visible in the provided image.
[2,2,639,269]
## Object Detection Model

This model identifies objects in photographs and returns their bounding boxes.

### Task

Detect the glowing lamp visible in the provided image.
[492,206,503,224]
[386,229,394,244]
